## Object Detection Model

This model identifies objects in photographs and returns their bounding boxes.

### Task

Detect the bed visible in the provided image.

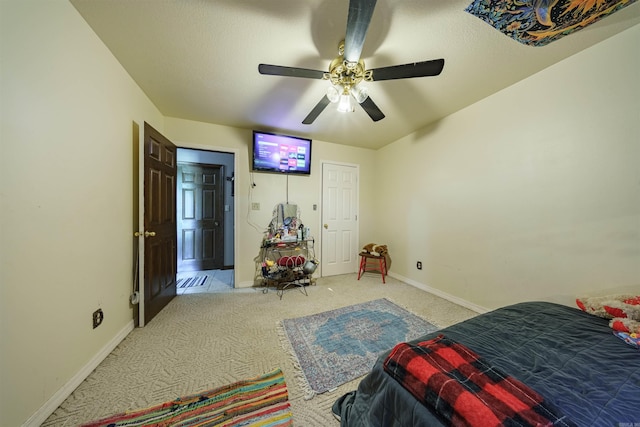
[332,301,640,427]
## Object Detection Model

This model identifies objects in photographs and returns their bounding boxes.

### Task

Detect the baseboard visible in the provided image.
[237,280,256,288]
[388,271,490,314]
[23,320,135,427]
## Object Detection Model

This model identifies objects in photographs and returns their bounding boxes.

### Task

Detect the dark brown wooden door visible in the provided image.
[177,163,224,272]
[143,122,177,325]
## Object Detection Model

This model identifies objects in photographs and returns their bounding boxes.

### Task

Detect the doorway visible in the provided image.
[321,162,359,276]
[176,148,235,294]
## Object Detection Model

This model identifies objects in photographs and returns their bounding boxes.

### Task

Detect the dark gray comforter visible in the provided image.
[333,301,640,426]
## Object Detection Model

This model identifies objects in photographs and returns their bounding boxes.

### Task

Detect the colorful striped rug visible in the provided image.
[81,368,292,427]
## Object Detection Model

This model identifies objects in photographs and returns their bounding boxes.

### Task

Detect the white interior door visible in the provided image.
[321,162,359,276]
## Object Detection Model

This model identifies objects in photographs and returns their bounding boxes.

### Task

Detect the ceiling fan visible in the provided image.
[258,0,445,125]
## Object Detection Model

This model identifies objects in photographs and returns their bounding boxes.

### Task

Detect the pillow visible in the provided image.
[575,294,640,320]
[577,294,640,348]
[603,296,640,320]
[609,317,640,334]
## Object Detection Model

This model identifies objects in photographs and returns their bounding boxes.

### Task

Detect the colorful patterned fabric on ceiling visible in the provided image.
[465,0,638,46]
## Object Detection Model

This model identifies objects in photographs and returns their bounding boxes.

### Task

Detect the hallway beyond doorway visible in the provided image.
[176,269,234,294]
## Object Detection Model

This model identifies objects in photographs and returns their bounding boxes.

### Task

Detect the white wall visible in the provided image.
[376,24,640,310]
[0,1,164,425]
[163,117,378,286]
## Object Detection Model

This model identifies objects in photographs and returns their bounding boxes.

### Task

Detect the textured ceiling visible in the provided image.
[70,0,640,149]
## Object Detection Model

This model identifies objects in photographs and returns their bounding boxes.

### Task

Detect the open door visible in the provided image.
[141,122,177,325]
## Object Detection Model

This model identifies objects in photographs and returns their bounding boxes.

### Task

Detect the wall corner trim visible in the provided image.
[387,272,490,314]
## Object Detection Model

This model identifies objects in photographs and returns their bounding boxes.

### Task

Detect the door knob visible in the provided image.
[214,221,219,226]
[324,224,328,229]
[144,231,156,237]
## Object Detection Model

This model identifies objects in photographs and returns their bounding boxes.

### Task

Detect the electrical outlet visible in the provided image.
[251,202,260,210]
[92,309,104,329]
[416,261,422,270]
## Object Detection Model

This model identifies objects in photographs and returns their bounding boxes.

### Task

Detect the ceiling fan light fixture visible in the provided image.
[327,86,340,103]
[351,85,368,104]
[337,93,354,112]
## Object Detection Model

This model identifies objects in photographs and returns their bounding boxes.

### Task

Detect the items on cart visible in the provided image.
[259,202,317,298]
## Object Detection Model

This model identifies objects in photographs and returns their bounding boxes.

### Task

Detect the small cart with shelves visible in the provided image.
[259,203,317,298]
[261,238,316,299]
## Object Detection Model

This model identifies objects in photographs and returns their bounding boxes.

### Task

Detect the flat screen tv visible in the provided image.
[252,131,312,175]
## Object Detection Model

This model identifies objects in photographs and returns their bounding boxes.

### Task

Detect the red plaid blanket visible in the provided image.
[383,335,576,427]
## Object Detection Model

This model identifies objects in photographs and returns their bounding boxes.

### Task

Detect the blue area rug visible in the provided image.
[279,298,438,397]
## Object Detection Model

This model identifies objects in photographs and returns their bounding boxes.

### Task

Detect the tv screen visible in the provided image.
[252,131,312,175]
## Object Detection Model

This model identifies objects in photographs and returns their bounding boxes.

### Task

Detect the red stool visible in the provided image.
[357,252,387,283]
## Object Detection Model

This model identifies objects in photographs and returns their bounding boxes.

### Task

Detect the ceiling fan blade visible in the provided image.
[360,96,385,122]
[344,0,377,63]
[258,64,325,79]
[302,95,331,125]
[370,59,445,81]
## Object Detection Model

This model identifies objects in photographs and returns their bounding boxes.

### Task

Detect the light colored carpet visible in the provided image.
[42,273,478,426]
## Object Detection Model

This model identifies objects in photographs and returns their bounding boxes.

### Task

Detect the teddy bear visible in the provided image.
[361,243,392,271]
[361,243,388,257]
